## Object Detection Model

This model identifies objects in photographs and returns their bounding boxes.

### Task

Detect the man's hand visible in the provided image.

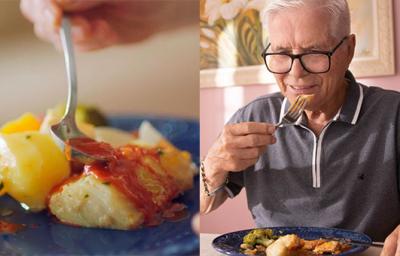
[20,0,195,51]
[381,225,400,256]
[203,122,276,189]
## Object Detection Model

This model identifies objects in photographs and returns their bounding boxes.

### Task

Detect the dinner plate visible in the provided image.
[0,115,199,256]
[212,226,372,256]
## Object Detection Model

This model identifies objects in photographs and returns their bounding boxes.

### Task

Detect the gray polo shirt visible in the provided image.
[226,71,400,241]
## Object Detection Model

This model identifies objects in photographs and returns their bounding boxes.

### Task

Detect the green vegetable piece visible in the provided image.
[54,103,108,127]
[243,229,276,246]
[243,232,258,245]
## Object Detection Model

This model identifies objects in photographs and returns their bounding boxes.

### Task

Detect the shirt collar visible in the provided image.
[336,71,364,124]
[279,70,364,125]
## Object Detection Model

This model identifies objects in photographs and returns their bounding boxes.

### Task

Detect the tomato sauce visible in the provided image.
[65,137,115,161]
[0,220,25,234]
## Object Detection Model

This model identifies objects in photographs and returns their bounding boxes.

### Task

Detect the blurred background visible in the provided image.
[0,0,199,124]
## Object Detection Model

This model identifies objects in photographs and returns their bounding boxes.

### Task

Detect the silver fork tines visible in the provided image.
[275,96,308,128]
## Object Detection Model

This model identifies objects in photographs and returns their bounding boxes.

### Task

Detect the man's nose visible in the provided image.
[289,58,308,77]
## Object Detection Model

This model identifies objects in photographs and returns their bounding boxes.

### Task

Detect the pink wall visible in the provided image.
[200,0,400,234]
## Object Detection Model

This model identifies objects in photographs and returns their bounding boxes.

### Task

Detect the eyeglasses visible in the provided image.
[261,36,349,74]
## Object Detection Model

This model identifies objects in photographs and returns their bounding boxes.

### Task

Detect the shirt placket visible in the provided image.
[300,122,334,188]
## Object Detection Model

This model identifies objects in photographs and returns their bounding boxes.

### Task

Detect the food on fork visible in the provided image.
[301,94,314,103]
[0,105,195,229]
[241,228,351,256]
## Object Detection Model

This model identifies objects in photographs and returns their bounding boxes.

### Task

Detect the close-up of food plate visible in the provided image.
[0,115,199,256]
[212,227,372,256]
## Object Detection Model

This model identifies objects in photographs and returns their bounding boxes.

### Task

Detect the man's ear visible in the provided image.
[346,34,356,65]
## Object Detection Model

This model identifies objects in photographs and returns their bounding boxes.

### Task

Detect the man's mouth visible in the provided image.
[288,84,317,94]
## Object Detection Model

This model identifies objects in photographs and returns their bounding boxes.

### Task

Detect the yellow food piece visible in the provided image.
[158,139,194,191]
[0,113,41,134]
[140,156,175,206]
[94,127,134,147]
[0,132,70,212]
[40,108,95,138]
[49,175,144,230]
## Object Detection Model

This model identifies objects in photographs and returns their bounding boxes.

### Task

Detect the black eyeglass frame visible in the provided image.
[261,36,349,74]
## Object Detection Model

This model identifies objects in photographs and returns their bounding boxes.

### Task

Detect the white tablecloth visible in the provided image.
[200,233,382,256]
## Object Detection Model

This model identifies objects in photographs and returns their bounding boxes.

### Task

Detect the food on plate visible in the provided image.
[49,142,191,229]
[40,104,107,138]
[0,132,70,212]
[266,234,303,256]
[0,106,195,230]
[0,112,41,134]
[241,229,351,256]
[47,103,109,127]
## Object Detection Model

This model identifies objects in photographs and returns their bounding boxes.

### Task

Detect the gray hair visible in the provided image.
[263,0,351,40]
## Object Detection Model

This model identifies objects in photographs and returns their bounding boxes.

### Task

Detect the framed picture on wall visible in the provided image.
[200,0,395,88]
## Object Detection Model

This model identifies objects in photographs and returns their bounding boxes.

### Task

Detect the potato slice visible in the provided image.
[0,132,70,211]
[48,175,144,230]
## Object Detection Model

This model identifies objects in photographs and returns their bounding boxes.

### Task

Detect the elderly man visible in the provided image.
[200,0,400,254]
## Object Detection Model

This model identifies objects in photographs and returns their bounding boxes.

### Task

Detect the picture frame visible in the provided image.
[200,0,395,88]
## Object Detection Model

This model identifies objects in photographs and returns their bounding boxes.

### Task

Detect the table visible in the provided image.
[200,233,382,256]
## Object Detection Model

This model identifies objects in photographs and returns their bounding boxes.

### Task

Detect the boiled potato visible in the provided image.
[266,235,302,256]
[0,132,70,212]
[49,175,144,230]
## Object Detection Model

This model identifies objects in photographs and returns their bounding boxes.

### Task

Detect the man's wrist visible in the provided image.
[202,158,228,188]
[201,159,228,196]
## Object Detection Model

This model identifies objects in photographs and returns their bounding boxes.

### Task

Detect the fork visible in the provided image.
[275,95,309,129]
[50,17,111,164]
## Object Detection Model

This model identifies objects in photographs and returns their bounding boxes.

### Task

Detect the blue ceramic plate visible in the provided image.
[0,116,199,256]
[212,226,372,256]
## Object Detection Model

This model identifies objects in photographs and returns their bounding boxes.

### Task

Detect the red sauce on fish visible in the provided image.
[85,145,180,225]
[0,220,25,234]
[49,140,183,227]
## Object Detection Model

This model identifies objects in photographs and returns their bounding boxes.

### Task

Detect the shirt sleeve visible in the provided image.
[225,171,244,198]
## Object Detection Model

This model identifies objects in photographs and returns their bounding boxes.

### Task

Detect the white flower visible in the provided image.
[205,0,248,25]
[246,0,269,12]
